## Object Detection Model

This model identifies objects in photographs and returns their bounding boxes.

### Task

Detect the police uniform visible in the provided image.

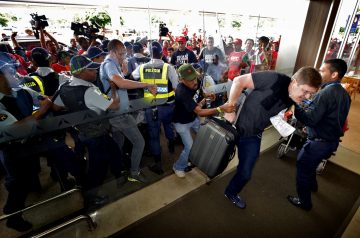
[0,87,43,217]
[55,76,125,191]
[132,58,178,170]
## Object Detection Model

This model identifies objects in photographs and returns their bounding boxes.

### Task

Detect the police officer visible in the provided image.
[54,55,126,206]
[22,47,64,97]
[0,52,52,231]
[132,41,178,174]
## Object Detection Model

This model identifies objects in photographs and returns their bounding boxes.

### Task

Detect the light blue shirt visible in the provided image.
[100,56,129,111]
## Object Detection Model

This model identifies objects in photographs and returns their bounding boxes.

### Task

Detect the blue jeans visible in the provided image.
[296,139,339,207]
[174,118,200,171]
[110,114,145,173]
[225,134,262,196]
[144,103,175,157]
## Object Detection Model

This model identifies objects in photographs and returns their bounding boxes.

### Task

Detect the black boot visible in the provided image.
[148,161,164,175]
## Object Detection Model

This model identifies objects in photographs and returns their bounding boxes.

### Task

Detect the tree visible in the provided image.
[0,13,17,27]
[85,11,112,29]
[231,20,242,30]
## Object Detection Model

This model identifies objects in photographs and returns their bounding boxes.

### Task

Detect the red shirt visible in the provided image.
[52,63,70,73]
[227,51,247,80]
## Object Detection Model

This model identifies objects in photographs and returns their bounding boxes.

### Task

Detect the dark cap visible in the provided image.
[132,42,143,53]
[85,47,107,59]
[70,55,100,74]
[31,47,51,62]
[124,41,133,49]
[178,63,199,81]
[149,41,162,55]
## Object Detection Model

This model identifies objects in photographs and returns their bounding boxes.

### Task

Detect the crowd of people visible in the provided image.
[0,24,351,234]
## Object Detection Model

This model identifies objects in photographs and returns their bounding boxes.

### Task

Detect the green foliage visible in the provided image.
[85,11,112,29]
[119,16,124,26]
[151,16,161,24]
[231,20,242,30]
[0,13,18,27]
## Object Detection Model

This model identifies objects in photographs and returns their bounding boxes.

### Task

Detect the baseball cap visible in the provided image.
[178,63,200,81]
[124,41,133,49]
[70,55,100,74]
[132,42,143,53]
[31,47,51,61]
[234,38,242,46]
[149,41,162,55]
[176,36,186,43]
[85,47,107,59]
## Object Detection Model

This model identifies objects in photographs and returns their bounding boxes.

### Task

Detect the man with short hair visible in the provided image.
[132,41,178,175]
[220,67,322,209]
[170,36,197,68]
[172,64,227,178]
[199,36,226,83]
[100,39,157,183]
[287,58,351,211]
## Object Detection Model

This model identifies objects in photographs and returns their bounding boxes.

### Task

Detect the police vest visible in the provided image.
[28,72,60,96]
[22,75,45,95]
[139,63,174,101]
[0,89,33,120]
[59,84,110,138]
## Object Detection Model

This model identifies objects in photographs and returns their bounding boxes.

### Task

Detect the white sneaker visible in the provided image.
[172,167,185,178]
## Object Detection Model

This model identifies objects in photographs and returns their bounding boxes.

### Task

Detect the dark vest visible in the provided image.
[28,72,60,96]
[0,89,33,120]
[59,84,110,138]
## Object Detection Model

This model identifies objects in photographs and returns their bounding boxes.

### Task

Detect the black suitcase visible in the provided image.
[189,91,248,178]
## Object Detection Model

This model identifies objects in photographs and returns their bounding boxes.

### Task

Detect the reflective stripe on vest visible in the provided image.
[139,63,175,99]
[30,76,45,95]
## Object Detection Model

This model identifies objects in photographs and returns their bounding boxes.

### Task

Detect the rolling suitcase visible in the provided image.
[189,91,247,179]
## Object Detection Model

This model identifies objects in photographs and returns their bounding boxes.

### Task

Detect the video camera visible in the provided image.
[30,13,49,39]
[70,21,104,41]
[159,22,169,37]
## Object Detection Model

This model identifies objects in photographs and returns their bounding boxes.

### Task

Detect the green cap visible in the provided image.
[178,63,200,81]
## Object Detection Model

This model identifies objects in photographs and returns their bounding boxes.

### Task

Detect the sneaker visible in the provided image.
[224,193,246,209]
[128,171,148,183]
[172,167,185,178]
